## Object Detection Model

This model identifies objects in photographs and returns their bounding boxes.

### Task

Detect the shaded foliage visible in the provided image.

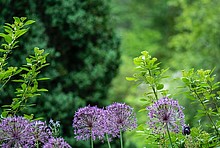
[0,0,120,146]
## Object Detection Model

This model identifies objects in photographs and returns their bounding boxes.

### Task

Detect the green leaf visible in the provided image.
[0,33,5,37]
[1,104,11,108]
[24,20,35,26]
[20,67,30,71]
[3,35,12,44]
[20,17,27,22]
[181,77,190,84]
[21,83,27,90]
[138,108,146,112]
[136,124,145,131]
[12,79,25,83]
[126,77,136,81]
[12,101,21,110]
[4,25,13,34]
[15,29,28,38]
[5,23,12,27]
[24,114,34,120]
[156,84,164,90]
[13,17,21,24]
[146,76,154,83]
[140,98,148,101]
[1,111,8,118]
[37,88,48,92]
[37,77,50,81]
[0,33,12,44]
[0,49,8,52]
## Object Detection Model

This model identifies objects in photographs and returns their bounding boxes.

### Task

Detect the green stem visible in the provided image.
[106,134,111,148]
[36,140,39,148]
[120,129,123,148]
[148,70,158,100]
[166,123,173,148]
[90,129,94,148]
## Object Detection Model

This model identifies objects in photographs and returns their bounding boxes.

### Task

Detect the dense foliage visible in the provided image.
[127,51,219,147]
[0,0,120,146]
[109,0,220,147]
[169,0,220,73]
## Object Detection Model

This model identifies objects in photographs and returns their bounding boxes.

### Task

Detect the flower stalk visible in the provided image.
[120,129,123,148]
[91,129,94,148]
[106,134,111,148]
[166,123,173,148]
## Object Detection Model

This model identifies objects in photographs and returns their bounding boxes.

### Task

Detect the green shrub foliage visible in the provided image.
[0,0,120,146]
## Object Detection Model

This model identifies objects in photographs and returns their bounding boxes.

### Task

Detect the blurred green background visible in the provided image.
[1,0,220,147]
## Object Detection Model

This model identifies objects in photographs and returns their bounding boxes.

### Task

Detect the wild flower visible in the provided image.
[43,137,71,148]
[106,103,137,136]
[0,116,35,148]
[73,105,106,141]
[48,119,60,137]
[147,97,185,134]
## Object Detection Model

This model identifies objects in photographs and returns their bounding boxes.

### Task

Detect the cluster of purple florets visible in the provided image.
[0,116,71,148]
[147,97,185,134]
[73,102,137,141]
[0,99,185,147]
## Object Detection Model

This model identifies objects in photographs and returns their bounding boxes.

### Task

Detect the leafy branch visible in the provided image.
[0,17,49,118]
[181,69,219,135]
[126,51,169,102]
[0,17,35,89]
[2,47,49,117]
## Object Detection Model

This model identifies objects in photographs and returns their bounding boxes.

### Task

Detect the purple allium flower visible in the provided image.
[0,116,35,148]
[105,103,137,137]
[30,120,52,144]
[147,97,185,134]
[43,137,71,148]
[73,105,106,141]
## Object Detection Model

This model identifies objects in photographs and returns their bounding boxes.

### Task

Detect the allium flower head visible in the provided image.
[73,105,106,141]
[0,116,35,148]
[43,137,71,148]
[147,97,185,134]
[30,120,52,144]
[106,102,137,136]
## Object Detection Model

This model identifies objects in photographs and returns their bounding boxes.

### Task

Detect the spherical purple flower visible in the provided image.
[106,103,137,137]
[0,116,35,148]
[43,137,71,148]
[73,105,106,141]
[147,97,185,134]
[30,120,52,144]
